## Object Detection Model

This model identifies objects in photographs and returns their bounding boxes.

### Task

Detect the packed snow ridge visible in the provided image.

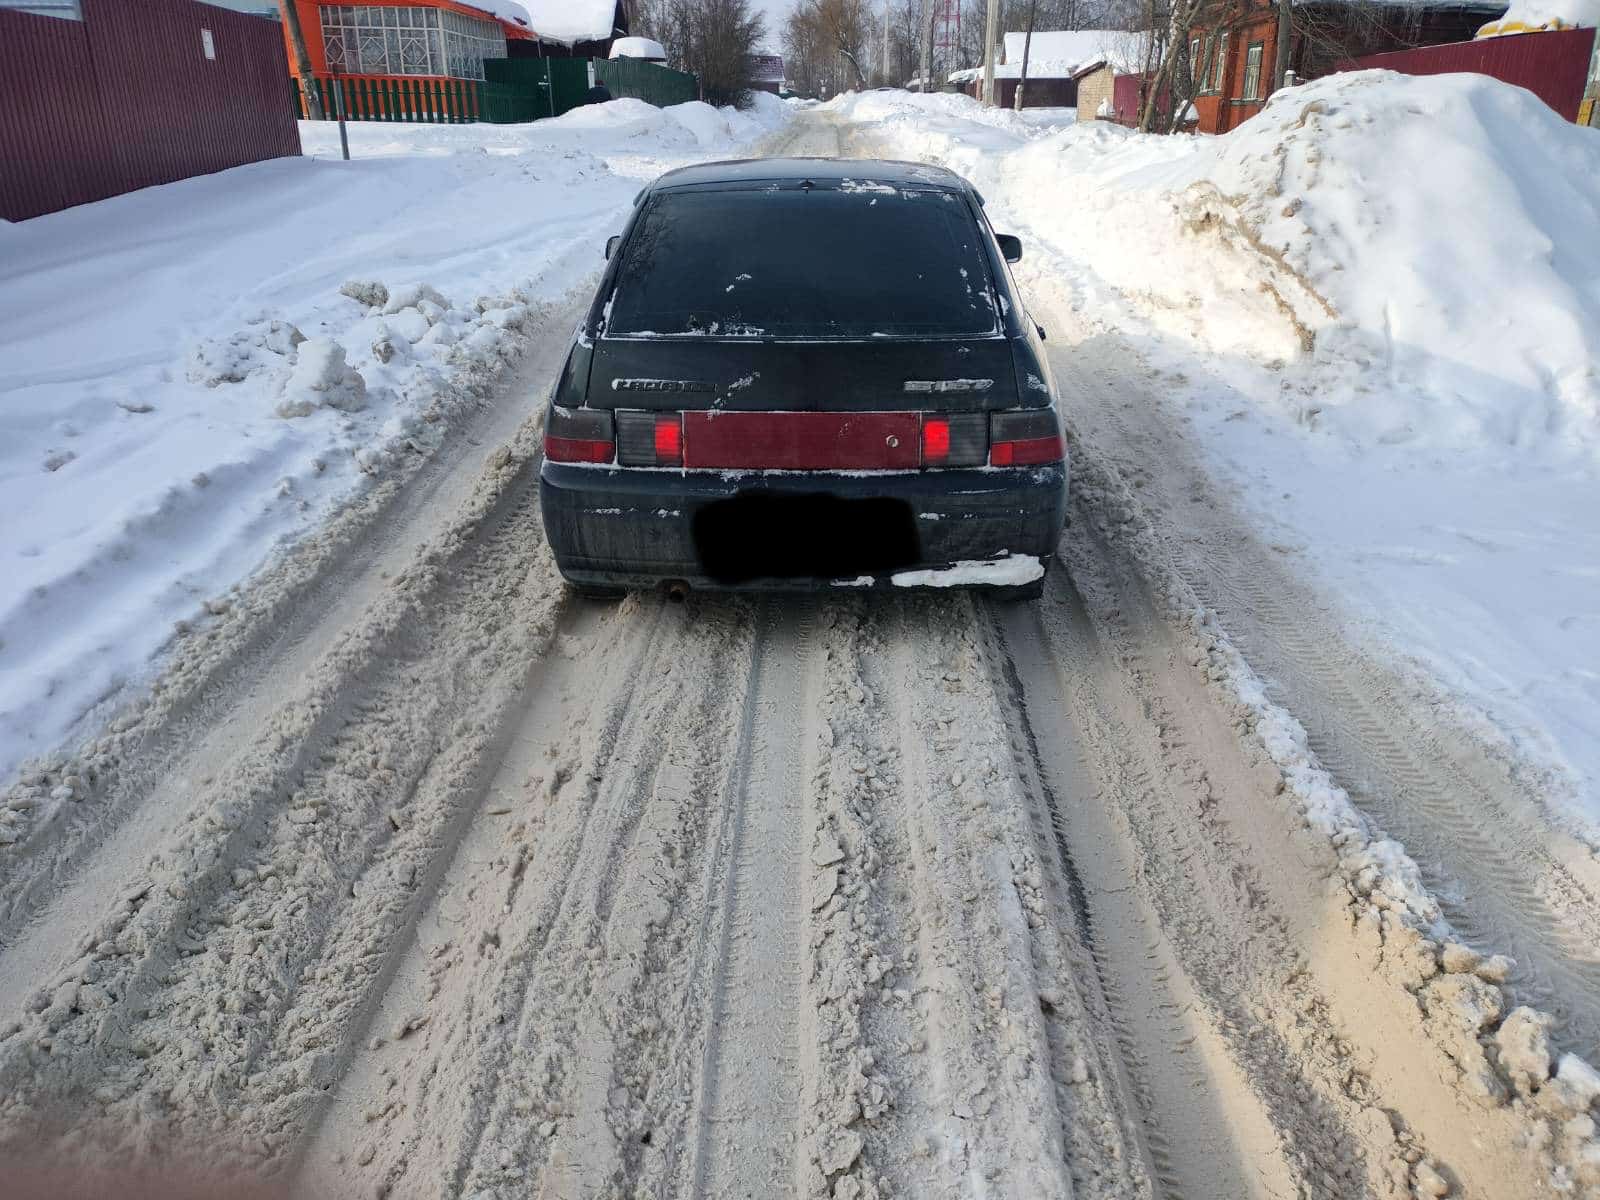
[0,95,790,788]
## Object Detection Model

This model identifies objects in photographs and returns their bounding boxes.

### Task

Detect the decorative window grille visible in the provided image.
[318,5,505,79]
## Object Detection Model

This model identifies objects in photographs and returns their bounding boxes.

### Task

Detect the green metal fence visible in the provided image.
[596,57,699,107]
[294,75,480,123]
[482,57,589,120]
[292,58,702,127]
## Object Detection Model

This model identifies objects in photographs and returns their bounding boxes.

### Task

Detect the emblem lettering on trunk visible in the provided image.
[612,378,716,393]
[903,379,994,394]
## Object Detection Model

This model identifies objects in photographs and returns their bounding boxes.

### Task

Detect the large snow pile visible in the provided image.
[1478,0,1600,34]
[1155,70,1600,459]
[0,96,788,782]
[881,72,1600,461]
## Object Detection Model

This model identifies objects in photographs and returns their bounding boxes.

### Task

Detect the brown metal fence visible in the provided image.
[1337,27,1597,123]
[0,0,301,222]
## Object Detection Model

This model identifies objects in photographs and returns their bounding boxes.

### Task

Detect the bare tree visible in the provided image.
[1012,0,1037,108]
[636,0,766,105]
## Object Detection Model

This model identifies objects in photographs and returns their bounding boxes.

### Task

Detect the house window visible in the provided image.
[1242,41,1264,99]
[0,0,83,15]
[1189,37,1201,83]
[319,5,505,79]
[1210,31,1229,92]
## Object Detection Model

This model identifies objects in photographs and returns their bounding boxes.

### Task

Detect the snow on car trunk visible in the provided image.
[829,75,1600,831]
[0,96,789,787]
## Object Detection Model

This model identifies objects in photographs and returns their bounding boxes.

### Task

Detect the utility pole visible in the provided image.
[1273,0,1293,91]
[883,2,891,82]
[279,0,324,120]
[981,0,1000,105]
[1013,0,1037,110]
[920,0,934,91]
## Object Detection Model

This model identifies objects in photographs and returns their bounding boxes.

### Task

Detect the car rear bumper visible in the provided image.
[539,458,1069,593]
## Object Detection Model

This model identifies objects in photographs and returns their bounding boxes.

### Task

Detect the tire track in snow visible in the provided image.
[285,595,664,1197]
[1052,330,1600,1060]
[687,599,821,1199]
[986,592,1301,1200]
[868,596,1146,1200]
[0,302,587,962]
[448,598,756,1199]
[0,443,572,1164]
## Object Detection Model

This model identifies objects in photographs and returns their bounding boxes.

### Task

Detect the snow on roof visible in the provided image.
[609,35,666,60]
[458,0,532,27]
[997,29,1143,76]
[523,0,618,44]
[1478,0,1598,33]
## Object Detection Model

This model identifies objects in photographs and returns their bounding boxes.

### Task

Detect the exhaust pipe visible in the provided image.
[664,580,690,604]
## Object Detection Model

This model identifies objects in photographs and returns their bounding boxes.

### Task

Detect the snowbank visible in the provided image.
[0,97,788,783]
[842,74,1600,461]
[832,78,1600,828]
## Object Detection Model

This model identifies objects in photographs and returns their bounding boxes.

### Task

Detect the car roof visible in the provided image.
[647,157,975,194]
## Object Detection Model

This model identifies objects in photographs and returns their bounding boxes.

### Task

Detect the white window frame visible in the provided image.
[1242,41,1264,99]
[0,0,83,18]
[1209,31,1229,93]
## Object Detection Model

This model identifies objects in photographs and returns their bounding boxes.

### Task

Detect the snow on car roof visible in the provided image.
[524,0,617,44]
[649,157,970,192]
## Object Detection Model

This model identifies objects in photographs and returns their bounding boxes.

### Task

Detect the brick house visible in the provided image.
[1183,0,1503,132]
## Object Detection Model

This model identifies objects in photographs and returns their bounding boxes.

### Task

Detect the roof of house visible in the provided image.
[524,0,618,44]
[751,53,786,82]
[1001,29,1144,74]
[949,29,1144,82]
[457,0,533,27]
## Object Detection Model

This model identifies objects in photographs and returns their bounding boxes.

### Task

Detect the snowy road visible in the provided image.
[3,112,1599,1199]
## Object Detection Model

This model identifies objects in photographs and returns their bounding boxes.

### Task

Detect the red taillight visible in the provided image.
[990,435,1063,466]
[545,404,615,464]
[654,415,683,464]
[989,410,1064,467]
[544,436,615,464]
[922,417,951,464]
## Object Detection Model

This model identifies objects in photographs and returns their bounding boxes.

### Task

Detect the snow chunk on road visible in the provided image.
[891,555,1044,589]
[278,338,367,417]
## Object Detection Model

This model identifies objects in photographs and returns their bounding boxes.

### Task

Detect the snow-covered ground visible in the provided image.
[832,77,1600,836]
[0,95,789,783]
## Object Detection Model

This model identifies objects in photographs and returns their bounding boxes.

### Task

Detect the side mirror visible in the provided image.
[996,234,1022,263]
[605,235,621,260]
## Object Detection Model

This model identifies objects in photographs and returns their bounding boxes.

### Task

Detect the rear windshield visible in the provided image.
[604,184,1000,340]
